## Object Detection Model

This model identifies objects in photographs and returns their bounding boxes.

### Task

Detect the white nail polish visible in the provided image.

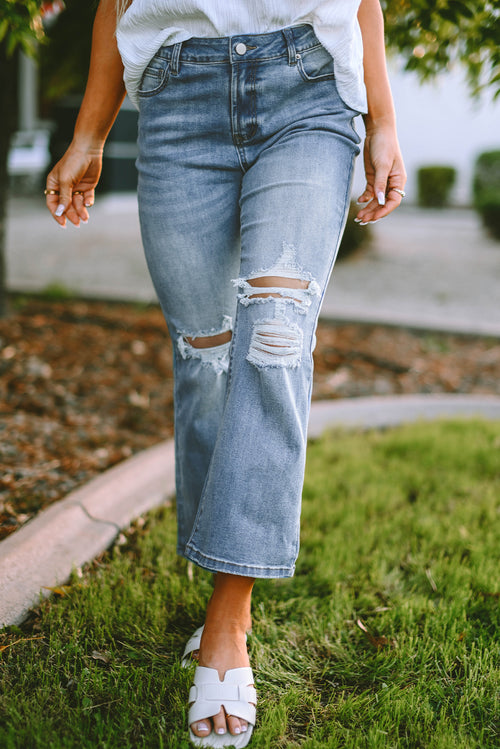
[377,191,386,206]
[55,204,65,217]
[354,218,362,223]
[81,219,88,224]
[57,223,66,229]
[241,725,248,732]
[216,728,225,735]
[356,198,372,206]
[197,722,209,732]
[84,202,92,208]
[359,221,370,226]
[234,727,241,735]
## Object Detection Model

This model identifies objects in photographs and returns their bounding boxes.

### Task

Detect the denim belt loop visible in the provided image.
[282,28,297,66]
[170,41,183,75]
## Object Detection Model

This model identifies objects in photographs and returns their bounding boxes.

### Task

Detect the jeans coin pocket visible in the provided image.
[138,54,171,97]
[297,44,335,82]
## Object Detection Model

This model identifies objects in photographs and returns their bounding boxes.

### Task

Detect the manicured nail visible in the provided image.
[216,727,225,735]
[84,202,92,208]
[359,221,370,226]
[81,219,88,224]
[354,218,362,223]
[234,726,242,734]
[377,191,386,206]
[55,204,65,217]
[57,223,66,229]
[197,722,209,733]
[356,198,372,206]
[241,725,248,732]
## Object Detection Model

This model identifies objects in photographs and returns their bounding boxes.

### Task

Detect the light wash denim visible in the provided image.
[136,25,360,578]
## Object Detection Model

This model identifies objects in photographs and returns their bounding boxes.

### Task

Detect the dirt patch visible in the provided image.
[1,297,499,541]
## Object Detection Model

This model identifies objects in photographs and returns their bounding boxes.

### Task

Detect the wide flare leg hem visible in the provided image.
[180,543,296,579]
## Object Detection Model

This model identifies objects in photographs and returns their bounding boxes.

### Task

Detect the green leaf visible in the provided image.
[0,19,8,43]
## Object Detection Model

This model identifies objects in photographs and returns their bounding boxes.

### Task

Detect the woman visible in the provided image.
[45,1,406,746]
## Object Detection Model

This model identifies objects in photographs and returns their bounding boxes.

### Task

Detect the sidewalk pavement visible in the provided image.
[6,195,500,336]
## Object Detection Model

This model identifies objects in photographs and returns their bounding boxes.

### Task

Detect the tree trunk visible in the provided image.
[0,44,18,318]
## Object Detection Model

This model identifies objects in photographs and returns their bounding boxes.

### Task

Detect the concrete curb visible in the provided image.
[319,310,500,339]
[0,440,175,628]
[308,394,500,437]
[1,394,500,628]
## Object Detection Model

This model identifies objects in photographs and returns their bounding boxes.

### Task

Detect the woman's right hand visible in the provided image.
[45,143,104,228]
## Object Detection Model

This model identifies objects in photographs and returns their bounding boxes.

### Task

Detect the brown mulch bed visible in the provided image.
[1,296,499,542]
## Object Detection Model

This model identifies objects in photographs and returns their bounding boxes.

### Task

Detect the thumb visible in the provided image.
[54,190,71,217]
[374,168,390,207]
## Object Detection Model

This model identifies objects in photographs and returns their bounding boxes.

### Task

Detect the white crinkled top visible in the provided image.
[116,0,367,112]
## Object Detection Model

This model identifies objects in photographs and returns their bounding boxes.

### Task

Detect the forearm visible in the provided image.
[72,0,126,151]
[357,0,396,131]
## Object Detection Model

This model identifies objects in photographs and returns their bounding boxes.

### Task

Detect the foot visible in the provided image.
[190,574,255,742]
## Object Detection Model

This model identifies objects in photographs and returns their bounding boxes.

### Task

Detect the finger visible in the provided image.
[51,164,84,223]
[45,178,63,221]
[65,203,83,228]
[387,186,406,201]
[51,189,72,225]
[355,192,402,224]
[83,189,95,208]
[71,192,89,223]
[45,191,61,215]
[373,166,392,208]
[356,187,374,207]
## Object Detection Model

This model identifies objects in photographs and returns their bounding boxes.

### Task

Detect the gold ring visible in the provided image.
[44,189,59,195]
[73,190,84,196]
[391,188,406,198]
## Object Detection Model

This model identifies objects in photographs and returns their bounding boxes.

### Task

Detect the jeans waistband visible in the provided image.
[161,24,321,69]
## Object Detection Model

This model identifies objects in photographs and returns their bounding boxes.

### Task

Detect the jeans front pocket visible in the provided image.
[296,43,335,82]
[138,50,171,97]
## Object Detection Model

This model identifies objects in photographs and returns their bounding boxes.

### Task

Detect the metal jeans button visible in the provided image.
[235,42,247,56]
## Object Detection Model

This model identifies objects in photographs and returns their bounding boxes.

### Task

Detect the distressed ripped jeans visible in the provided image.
[137,25,360,578]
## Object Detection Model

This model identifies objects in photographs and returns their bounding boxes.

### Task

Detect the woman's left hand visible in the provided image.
[355,124,407,224]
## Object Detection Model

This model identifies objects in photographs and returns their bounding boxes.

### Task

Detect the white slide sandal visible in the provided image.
[188,665,256,748]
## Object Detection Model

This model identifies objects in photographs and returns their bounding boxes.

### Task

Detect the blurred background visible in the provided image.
[0,0,498,331]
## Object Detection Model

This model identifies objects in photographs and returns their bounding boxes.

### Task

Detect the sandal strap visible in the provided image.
[188,666,257,725]
[181,625,204,665]
[182,626,250,667]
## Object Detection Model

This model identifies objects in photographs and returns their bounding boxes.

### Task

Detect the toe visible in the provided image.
[191,719,211,738]
[212,707,227,737]
[227,715,244,736]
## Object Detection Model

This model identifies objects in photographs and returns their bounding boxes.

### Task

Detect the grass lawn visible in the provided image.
[0,419,499,748]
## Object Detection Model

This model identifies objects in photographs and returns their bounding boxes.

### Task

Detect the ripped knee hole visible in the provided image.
[247,276,310,304]
[184,330,232,349]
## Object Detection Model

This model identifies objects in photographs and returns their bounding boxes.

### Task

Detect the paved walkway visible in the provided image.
[6,196,500,336]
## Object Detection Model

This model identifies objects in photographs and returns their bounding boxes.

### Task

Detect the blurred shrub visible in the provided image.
[338,202,372,260]
[473,150,500,240]
[417,165,456,207]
